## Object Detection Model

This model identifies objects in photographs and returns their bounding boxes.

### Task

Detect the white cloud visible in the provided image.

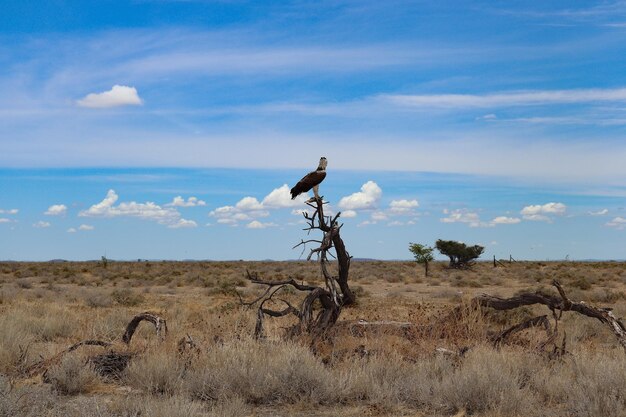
[387,220,404,226]
[606,217,626,230]
[78,224,94,231]
[342,210,357,218]
[521,202,567,221]
[588,208,609,216]
[0,209,18,215]
[440,209,485,227]
[371,211,388,221]
[166,196,206,207]
[33,221,51,228]
[357,220,376,227]
[168,219,198,229]
[383,87,626,109]
[67,228,76,233]
[338,181,382,210]
[45,204,67,216]
[389,199,419,213]
[0,218,10,223]
[77,85,143,108]
[477,113,497,120]
[246,220,276,229]
[235,196,264,211]
[262,184,308,208]
[80,189,195,228]
[491,216,521,225]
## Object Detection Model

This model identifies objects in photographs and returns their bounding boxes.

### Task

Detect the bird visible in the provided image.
[290,157,327,201]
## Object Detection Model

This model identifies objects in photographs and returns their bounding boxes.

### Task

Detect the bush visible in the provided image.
[47,355,99,395]
[111,288,144,306]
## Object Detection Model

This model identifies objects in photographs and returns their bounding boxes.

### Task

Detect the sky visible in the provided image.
[1,0,625,261]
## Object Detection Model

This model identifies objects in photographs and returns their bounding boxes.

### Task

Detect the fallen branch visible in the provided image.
[477,280,626,353]
[122,312,168,344]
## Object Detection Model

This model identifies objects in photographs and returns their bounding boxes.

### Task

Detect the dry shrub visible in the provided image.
[185,338,335,405]
[84,290,113,308]
[0,376,56,417]
[436,346,540,415]
[533,350,626,417]
[125,348,186,395]
[111,288,144,306]
[0,315,35,373]
[47,355,99,395]
[338,353,453,410]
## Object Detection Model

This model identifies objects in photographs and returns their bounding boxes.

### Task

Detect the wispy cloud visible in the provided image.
[33,221,51,228]
[382,87,626,109]
[0,209,18,215]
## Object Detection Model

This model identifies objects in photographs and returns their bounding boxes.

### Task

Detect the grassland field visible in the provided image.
[1,260,626,417]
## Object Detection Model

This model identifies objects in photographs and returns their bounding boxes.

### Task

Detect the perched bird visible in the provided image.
[290,157,327,201]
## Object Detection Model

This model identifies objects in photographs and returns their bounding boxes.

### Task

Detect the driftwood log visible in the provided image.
[241,197,354,338]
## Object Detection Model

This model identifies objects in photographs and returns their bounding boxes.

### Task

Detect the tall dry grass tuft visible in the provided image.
[0,315,35,373]
[185,338,336,405]
[435,346,541,415]
[125,347,187,395]
[46,354,99,395]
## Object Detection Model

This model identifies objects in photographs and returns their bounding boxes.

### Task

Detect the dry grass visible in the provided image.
[0,260,625,416]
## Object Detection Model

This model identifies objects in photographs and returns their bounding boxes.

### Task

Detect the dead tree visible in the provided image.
[477,280,626,354]
[242,197,354,339]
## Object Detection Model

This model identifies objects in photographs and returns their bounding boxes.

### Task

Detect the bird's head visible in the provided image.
[318,157,328,170]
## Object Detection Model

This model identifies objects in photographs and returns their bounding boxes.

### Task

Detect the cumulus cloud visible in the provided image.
[338,181,382,210]
[33,221,51,228]
[342,210,357,218]
[606,217,626,230]
[78,224,94,231]
[67,228,76,233]
[45,204,67,216]
[236,196,264,211]
[246,220,276,229]
[588,208,609,216]
[491,216,521,225]
[210,184,310,226]
[77,85,143,108]
[262,184,309,208]
[387,220,404,226]
[389,199,419,213]
[521,202,567,221]
[80,189,195,228]
[166,196,206,207]
[0,209,18,215]
[0,218,10,223]
[440,209,485,227]
[371,211,388,221]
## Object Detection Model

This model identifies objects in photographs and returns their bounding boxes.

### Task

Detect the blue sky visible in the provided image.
[1,1,625,260]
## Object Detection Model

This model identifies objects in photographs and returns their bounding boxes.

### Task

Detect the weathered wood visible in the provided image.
[242,195,353,338]
[122,312,168,344]
[492,315,554,347]
[477,280,626,353]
